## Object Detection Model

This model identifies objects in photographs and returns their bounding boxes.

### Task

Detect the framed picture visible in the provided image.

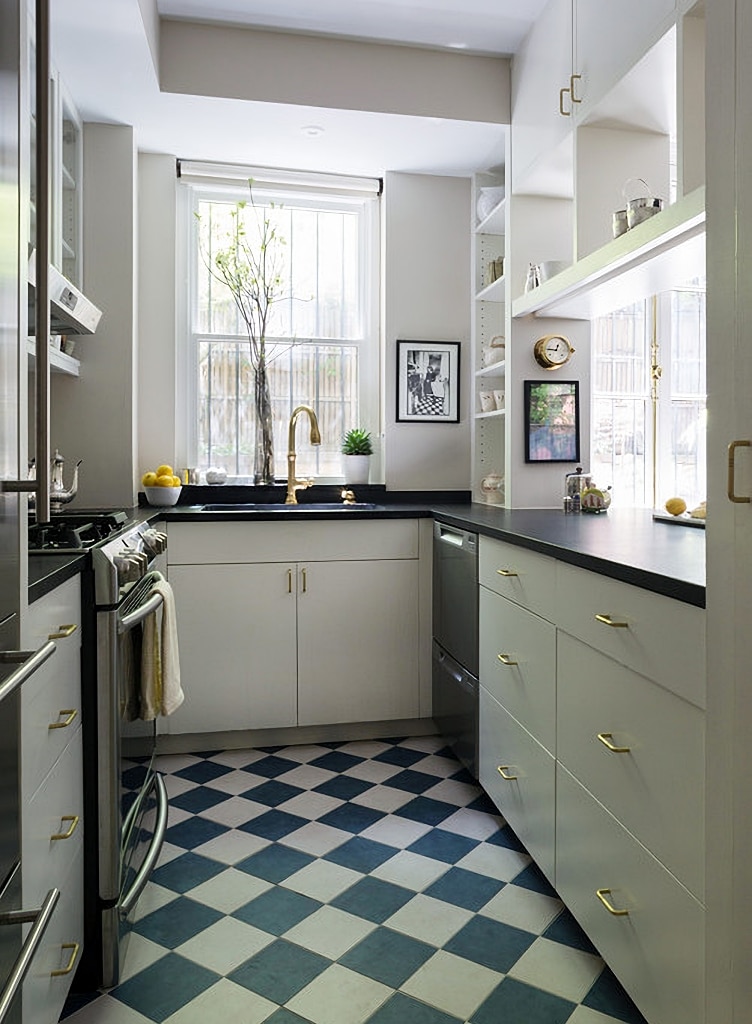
[524,379,580,463]
[396,340,460,423]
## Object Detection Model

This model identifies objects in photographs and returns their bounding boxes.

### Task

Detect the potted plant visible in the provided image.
[341,427,373,484]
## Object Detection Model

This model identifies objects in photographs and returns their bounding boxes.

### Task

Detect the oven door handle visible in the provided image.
[117,591,164,635]
[0,887,60,1022]
[119,773,168,917]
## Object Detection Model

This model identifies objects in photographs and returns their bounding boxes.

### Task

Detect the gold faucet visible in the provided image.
[285,405,322,504]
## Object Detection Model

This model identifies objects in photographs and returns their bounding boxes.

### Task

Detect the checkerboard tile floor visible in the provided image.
[62,736,647,1024]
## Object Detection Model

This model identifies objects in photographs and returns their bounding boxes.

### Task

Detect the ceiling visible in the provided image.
[51,0,547,178]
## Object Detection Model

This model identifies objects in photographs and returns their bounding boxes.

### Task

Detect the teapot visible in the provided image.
[49,449,82,509]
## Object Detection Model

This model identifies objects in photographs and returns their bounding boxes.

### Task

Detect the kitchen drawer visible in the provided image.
[558,633,705,900]
[555,562,706,709]
[556,764,704,1024]
[22,731,83,907]
[25,576,81,647]
[22,852,84,1024]
[479,536,557,622]
[479,686,555,884]
[480,589,556,753]
[167,519,420,564]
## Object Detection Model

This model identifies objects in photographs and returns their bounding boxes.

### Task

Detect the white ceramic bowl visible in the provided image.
[144,485,182,507]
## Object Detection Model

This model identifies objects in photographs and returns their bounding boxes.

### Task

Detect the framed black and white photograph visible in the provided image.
[396,340,460,423]
[524,379,580,463]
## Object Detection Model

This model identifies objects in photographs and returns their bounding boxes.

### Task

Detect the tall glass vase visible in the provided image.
[253,358,275,485]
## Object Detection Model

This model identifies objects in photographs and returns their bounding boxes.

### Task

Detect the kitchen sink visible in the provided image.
[201,502,384,512]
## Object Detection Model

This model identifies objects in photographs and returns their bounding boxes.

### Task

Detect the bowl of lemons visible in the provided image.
[142,464,182,506]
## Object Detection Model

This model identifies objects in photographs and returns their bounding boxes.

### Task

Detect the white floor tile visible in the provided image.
[280,821,351,856]
[276,790,344,821]
[119,934,168,982]
[275,763,338,789]
[155,841,185,868]
[199,795,266,827]
[438,806,503,840]
[423,777,484,806]
[284,905,376,959]
[385,893,473,946]
[480,883,564,934]
[193,828,270,864]
[566,1005,628,1024]
[456,843,531,882]
[508,936,604,1003]
[358,814,432,849]
[350,785,414,813]
[370,850,450,892]
[408,754,465,778]
[287,963,392,1024]
[344,760,402,783]
[188,866,272,913]
[396,735,445,754]
[281,858,362,902]
[132,882,179,923]
[204,769,263,795]
[162,978,276,1024]
[63,995,153,1024]
[273,744,334,763]
[161,774,198,799]
[335,739,391,758]
[207,749,267,769]
[400,949,503,1019]
[154,753,203,774]
[166,804,193,828]
[176,915,274,974]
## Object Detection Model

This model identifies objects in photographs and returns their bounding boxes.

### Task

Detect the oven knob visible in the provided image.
[113,553,139,586]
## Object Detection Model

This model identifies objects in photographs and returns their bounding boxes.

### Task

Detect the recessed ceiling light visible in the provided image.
[301,125,325,137]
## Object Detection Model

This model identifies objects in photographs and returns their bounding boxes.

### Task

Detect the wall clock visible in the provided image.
[533,334,575,369]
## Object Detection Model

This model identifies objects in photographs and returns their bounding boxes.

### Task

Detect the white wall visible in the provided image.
[383,172,471,492]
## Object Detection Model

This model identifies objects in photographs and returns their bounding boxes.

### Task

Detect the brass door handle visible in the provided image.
[570,73,582,103]
[595,613,629,628]
[728,440,751,502]
[51,942,79,977]
[496,568,518,577]
[301,568,307,593]
[47,624,78,640]
[50,815,79,841]
[497,765,518,781]
[48,709,77,731]
[497,654,518,666]
[559,85,572,116]
[597,732,631,754]
[287,568,293,594]
[596,888,629,916]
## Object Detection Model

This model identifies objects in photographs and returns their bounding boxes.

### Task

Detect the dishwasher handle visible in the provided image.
[435,522,477,552]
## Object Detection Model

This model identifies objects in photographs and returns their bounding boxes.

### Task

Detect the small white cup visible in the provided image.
[479,391,496,413]
[493,390,505,409]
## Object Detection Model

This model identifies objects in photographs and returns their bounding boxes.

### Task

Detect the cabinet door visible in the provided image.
[167,563,298,733]
[511,0,574,192]
[297,560,419,726]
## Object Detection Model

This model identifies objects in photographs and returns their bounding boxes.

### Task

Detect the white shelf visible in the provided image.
[475,408,506,420]
[475,276,506,303]
[26,340,81,377]
[512,186,706,320]
[476,360,506,378]
[475,198,506,235]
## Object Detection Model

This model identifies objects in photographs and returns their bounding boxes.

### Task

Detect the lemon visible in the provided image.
[156,473,176,487]
[171,475,181,487]
[665,496,687,516]
[141,471,158,487]
[156,463,174,479]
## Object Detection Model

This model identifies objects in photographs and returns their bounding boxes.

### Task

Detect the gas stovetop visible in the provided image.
[28,510,132,552]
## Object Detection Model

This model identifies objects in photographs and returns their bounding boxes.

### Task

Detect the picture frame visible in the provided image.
[524,379,580,463]
[396,340,460,423]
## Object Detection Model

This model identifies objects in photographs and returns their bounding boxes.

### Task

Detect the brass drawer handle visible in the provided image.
[47,624,78,640]
[301,567,307,593]
[51,942,80,977]
[50,815,79,841]
[559,85,571,116]
[287,568,293,594]
[594,613,629,629]
[596,888,629,916]
[496,568,518,577]
[570,73,582,104]
[497,654,518,666]
[48,709,78,731]
[497,765,518,781]
[597,732,631,754]
[728,439,751,502]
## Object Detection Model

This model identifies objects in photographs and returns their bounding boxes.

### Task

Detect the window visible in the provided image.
[590,282,706,509]
[181,172,380,480]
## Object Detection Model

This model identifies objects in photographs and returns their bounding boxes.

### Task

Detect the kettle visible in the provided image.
[49,449,82,509]
[564,466,592,499]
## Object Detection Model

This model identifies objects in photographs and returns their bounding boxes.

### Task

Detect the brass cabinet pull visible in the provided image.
[597,732,631,754]
[496,568,518,577]
[594,613,629,629]
[47,624,78,640]
[497,765,518,781]
[48,709,77,731]
[50,815,79,841]
[596,888,629,916]
[728,440,751,502]
[287,568,293,594]
[51,942,80,977]
[559,85,571,116]
[301,568,307,593]
[570,73,582,103]
[497,653,518,666]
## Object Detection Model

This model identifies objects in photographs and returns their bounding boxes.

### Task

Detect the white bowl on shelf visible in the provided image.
[476,186,505,222]
[144,485,182,507]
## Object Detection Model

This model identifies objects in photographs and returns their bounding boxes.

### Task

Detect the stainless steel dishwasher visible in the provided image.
[432,521,479,778]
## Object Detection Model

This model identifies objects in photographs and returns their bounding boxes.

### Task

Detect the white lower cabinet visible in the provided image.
[21,575,84,1024]
[165,520,423,735]
[556,764,704,1024]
